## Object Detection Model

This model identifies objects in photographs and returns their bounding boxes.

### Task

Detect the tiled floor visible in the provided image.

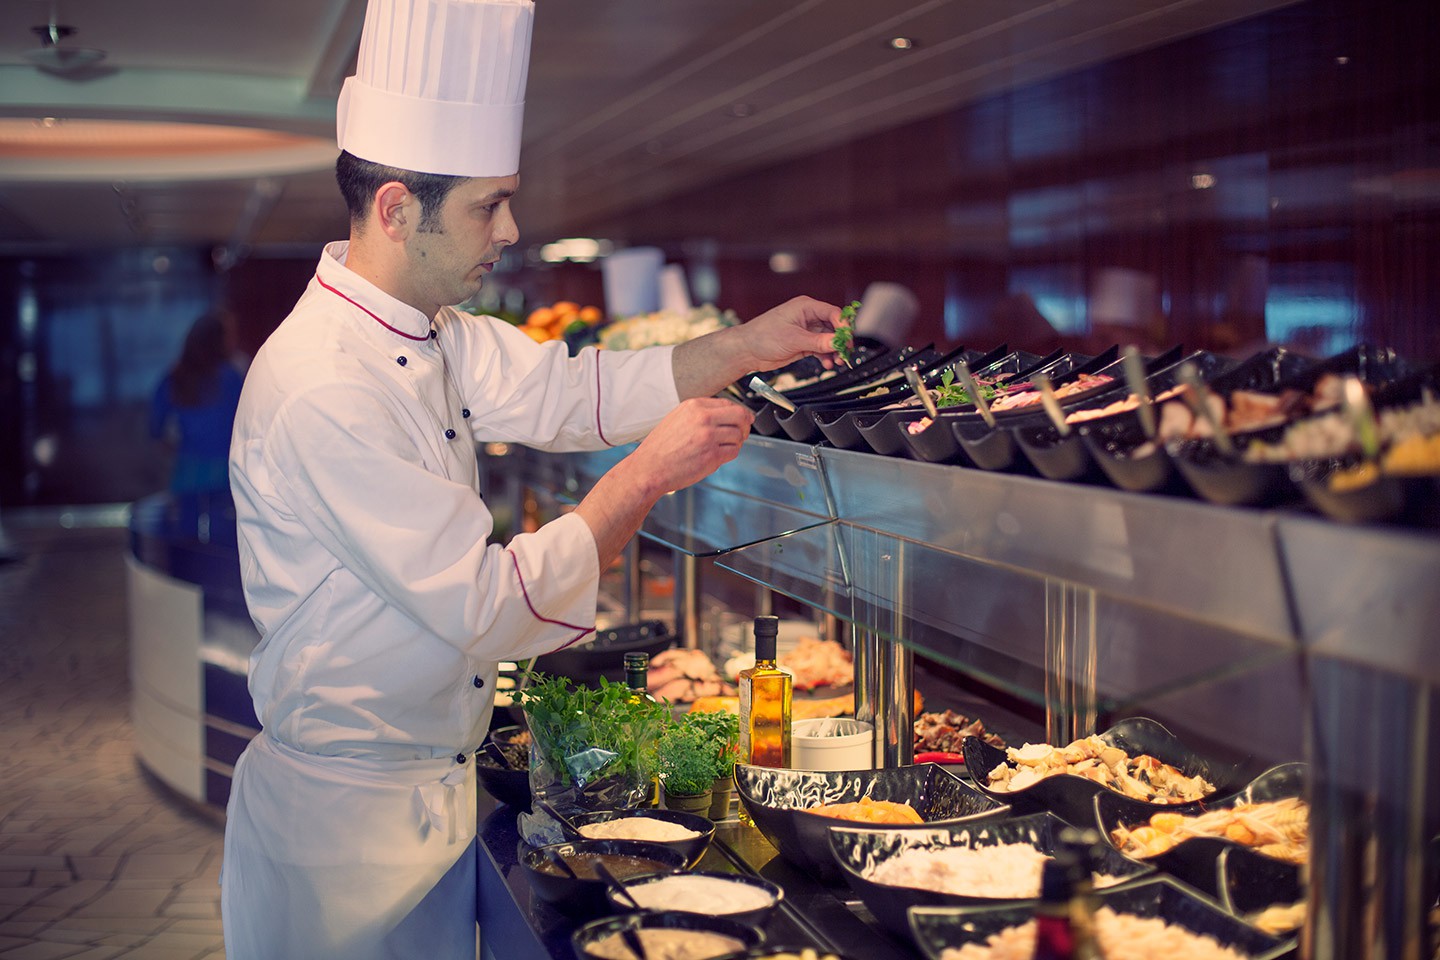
[0,518,226,960]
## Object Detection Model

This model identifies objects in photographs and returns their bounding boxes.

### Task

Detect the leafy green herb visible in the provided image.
[932,367,1000,409]
[516,673,668,789]
[832,300,860,365]
[658,723,716,795]
[680,710,741,779]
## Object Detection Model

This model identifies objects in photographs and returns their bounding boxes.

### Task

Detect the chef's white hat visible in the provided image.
[336,0,534,177]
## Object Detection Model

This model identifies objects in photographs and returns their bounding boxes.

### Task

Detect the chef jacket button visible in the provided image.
[445,428,457,440]
[396,356,407,366]
[461,408,471,419]
[429,329,438,339]
[456,753,468,764]
[473,675,484,688]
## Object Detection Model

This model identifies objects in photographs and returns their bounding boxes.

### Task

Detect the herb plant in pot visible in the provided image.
[682,711,741,819]
[658,721,719,816]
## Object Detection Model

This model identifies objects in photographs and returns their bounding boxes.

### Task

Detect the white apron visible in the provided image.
[221,733,480,960]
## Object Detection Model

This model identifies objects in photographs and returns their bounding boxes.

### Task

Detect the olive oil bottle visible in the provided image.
[738,616,792,768]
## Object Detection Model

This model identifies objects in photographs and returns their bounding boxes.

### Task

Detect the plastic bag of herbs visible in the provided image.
[515,672,669,845]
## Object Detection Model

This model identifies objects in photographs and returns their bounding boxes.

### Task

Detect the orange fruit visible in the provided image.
[579,306,603,324]
[526,306,554,327]
[522,325,551,343]
[552,301,580,315]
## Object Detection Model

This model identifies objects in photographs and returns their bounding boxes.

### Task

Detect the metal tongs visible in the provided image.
[1121,345,1157,440]
[904,365,940,420]
[1176,362,1234,456]
[1032,373,1071,437]
[954,360,996,429]
[747,376,797,413]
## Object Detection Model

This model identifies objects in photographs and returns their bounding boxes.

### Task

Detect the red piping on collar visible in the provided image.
[316,275,430,342]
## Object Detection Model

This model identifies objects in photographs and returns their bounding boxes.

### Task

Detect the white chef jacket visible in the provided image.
[221,241,679,959]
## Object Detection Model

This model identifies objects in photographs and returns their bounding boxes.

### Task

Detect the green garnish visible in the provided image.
[832,300,860,364]
[516,673,669,790]
[932,367,999,409]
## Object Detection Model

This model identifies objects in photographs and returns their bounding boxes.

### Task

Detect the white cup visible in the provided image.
[791,718,874,772]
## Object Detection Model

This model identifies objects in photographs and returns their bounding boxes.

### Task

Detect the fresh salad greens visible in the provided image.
[832,300,861,365]
[933,367,1000,409]
[516,673,669,789]
[659,711,741,795]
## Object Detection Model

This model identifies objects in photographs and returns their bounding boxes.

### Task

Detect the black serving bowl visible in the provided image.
[828,811,1153,941]
[898,410,969,464]
[1096,762,1306,899]
[571,911,764,960]
[777,345,925,404]
[816,406,877,452]
[1013,420,1098,482]
[476,724,532,810]
[752,402,784,437]
[1290,456,1408,525]
[1217,845,1306,935]
[711,947,861,960]
[1168,436,1294,508]
[1082,414,1180,493]
[570,807,716,869]
[907,874,1291,960]
[521,838,687,917]
[961,717,1250,827]
[606,871,784,927]
[852,406,919,457]
[535,620,673,687]
[953,418,1025,472]
[733,762,1009,884]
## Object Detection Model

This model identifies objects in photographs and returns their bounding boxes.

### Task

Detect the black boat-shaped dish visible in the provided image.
[1217,844,1307,938]
[961,717,1251,827]
[732,762,1009,884]
[1290,456,1408,524]
[1095,762,1306,899]
[1168,436,1294,508]
[907,875,1291,960]
[828,811,1153,942]
[774,348,942,444]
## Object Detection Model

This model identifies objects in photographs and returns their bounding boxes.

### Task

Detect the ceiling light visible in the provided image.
[1335,56,1350,65]
[727,103,755,118]
[1191,173,1216,190]
[540,238,613,263]
[769,252,800,274]
[888,37,916,50]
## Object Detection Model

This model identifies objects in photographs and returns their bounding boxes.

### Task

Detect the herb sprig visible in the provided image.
[832,300,861,365]
[516,673,669,789]
[932,367,1000,409]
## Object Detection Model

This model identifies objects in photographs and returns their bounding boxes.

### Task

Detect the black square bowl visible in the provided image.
[907,874,1291,960]
[961,717,1251,828]
[571,910,765,960]
[1095,762,1306,899]
[827,811,1153,942]
[733,763,1009,884]
[1217,844,1306,939]
[569,807,716,869]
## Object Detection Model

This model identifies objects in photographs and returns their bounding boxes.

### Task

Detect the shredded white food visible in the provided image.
[624,875,774,915]
[938,907,1250,960]
[867,844,1126,898]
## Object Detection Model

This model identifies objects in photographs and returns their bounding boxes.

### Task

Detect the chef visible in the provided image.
[219,0,841,957]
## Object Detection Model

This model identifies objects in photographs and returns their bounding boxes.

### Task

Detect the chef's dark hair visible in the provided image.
[335,150,462,233]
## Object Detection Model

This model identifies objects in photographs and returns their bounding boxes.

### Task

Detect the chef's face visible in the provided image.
[403,174,519,311]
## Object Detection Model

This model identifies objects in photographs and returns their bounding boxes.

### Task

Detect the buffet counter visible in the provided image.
[490,435,1440,960]
[477,794,916,960]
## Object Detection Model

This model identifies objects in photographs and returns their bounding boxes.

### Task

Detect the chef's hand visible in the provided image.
[576,398,754,566]
[672,296,841,400]
[628,398,755,494]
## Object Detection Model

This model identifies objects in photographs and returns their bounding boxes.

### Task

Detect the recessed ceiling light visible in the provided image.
[1335,56,1350,65]
[727,103,755,118]
[769,252,800,274]
[888,37,916,51]
[1191,173,1216,189]
[37,117,62,128]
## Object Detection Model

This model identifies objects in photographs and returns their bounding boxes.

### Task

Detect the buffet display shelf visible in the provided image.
[476,795,916,960]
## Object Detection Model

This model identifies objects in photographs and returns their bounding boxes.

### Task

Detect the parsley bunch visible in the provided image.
[517,673,669,789]
[659,711,741,795]
[832,300,861,364]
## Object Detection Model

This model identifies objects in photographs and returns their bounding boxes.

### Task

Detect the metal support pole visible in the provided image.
[673,551,701,649]
[1044,581,1098,744]
[755,584,773,619]
[877,640,914,768]
[623,538,643,622]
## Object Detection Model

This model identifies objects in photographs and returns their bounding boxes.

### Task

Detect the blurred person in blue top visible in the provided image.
[149,309,245,497]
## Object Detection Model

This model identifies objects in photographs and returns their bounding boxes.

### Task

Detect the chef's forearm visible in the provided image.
[671,325,753,400]
[571,457,665,569]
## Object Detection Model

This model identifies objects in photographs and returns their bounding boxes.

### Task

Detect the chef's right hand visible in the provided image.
[629,398,755,494]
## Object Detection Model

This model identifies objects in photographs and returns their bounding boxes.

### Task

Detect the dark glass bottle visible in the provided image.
[1032,854,1081,960]
[623,652,661,806]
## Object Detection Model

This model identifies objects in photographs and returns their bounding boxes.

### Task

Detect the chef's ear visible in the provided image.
[375,181,416,239]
